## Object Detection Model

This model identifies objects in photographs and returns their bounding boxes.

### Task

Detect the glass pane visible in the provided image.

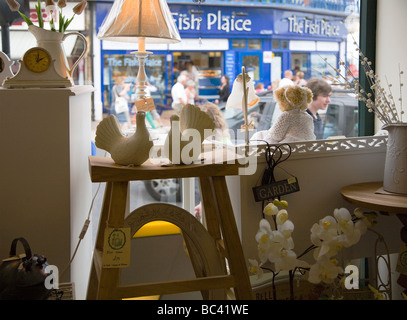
[232,39,246,49]
[291,52,309,77]
[272,39,280,50]
[103,54,166,115]
[248,39,261,50]
[310,53,337,79]
[243,55,260,81]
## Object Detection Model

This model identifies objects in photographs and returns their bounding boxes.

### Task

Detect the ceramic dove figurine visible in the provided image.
[95,112,153,166]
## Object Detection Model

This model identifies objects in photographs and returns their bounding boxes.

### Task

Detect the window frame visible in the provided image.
[358,0,377,136]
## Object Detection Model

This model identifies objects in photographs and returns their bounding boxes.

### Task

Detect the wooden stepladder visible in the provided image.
[86,155,253,300]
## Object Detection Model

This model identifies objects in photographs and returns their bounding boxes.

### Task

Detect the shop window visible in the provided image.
[310,53,337,79]
[243,55,260,81]
[102,53,166,112]
[232,39,246,49]
[281,40,289,49]
[272,39,280,50]
[248,39,261,50]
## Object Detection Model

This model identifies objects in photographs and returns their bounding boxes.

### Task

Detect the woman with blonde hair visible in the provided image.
[199,101,231,144]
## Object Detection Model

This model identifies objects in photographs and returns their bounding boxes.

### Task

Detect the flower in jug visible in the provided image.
[6,0,87,33]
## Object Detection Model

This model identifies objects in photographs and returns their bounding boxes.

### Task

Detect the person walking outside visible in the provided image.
[171,74,188,115]
[305,77,332,139]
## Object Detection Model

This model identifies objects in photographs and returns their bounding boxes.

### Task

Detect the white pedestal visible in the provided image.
[0,85,94,300]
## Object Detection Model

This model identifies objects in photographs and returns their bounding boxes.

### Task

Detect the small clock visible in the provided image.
[3,47,72,88]
[23,47,51,73]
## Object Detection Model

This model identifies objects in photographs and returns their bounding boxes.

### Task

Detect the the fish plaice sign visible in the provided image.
[169,4,274,36]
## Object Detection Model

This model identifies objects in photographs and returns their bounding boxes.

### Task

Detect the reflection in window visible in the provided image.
[248,39,261,50]
[243,55,260,81]
[102,54,166,112]
[310,53,337,79]
[232,39,246,49]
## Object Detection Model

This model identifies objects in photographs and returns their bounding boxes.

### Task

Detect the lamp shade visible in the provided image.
[225,74,259,110]
[97,0,181,44]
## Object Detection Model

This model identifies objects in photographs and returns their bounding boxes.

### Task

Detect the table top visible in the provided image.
[341,181,407,215]
[89,149,249,182]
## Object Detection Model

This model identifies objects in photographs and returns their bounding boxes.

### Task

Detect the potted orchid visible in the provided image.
[249,199,378,300]
[6,0,87,33]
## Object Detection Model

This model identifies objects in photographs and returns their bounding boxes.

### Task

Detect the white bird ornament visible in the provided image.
[95,111,153,166]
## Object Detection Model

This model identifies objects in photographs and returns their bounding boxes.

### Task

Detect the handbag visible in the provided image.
[0,237,51,300]
[115,95,129,114]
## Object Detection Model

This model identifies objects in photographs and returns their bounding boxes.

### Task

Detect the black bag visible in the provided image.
[0,237,51,300]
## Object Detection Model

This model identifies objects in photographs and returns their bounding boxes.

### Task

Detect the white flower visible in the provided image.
[277,219,295,249]
[273,248,297,272]
[255,219,274,263]
[276,209,289,225]
[333,208,353,234]
[313,236,342,259]
[248,259,264,279]
[310,215,337,246]
[308,256,343,284]
[263,202,278,216]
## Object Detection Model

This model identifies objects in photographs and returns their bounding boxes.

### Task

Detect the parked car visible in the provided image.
[224,87,359,141]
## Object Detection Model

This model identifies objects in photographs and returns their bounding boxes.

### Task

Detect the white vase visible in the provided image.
[383,123,407,194]
[28,25,88,82]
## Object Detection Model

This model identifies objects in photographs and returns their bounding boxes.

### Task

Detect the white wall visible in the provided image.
[375,0,407,131]
[229,136,405,299]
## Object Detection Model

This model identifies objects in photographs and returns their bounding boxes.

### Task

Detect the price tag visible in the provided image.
[102,227,131,268]
[135,97,156,112]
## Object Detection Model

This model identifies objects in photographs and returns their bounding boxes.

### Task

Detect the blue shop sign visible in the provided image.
[96,3,347,40]
[95,3,274,38]
[273,10,347,39]
[169,4,273,37]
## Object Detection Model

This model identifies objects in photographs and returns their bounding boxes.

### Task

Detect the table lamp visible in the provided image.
[97,0,181,101]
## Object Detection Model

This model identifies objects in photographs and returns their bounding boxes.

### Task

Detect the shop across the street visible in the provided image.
[95,1,352,113]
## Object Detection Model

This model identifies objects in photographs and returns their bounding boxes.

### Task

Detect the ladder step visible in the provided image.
[116,275,236,299]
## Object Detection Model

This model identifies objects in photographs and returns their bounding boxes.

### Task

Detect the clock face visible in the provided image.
[23,47,51,73]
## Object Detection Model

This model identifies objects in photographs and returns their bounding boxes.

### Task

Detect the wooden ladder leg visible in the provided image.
[199,176,222,245]
[87,181,129,300]
[87,182,113,300]
[211,176,254,300]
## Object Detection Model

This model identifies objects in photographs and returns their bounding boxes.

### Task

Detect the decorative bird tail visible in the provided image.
[95,115,124,153]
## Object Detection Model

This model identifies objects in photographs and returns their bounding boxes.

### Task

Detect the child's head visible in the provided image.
[274,85,313,111]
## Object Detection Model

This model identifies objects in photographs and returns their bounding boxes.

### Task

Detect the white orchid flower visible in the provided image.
[308,256,343,284]
[334,208,354,234]
[273,248,297,272]
[248,259,264,279]
[255,219,277,263]
[313,236,342,259]
[310,215,338,246]
[263,202,279,216]
[276,209,289,225]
